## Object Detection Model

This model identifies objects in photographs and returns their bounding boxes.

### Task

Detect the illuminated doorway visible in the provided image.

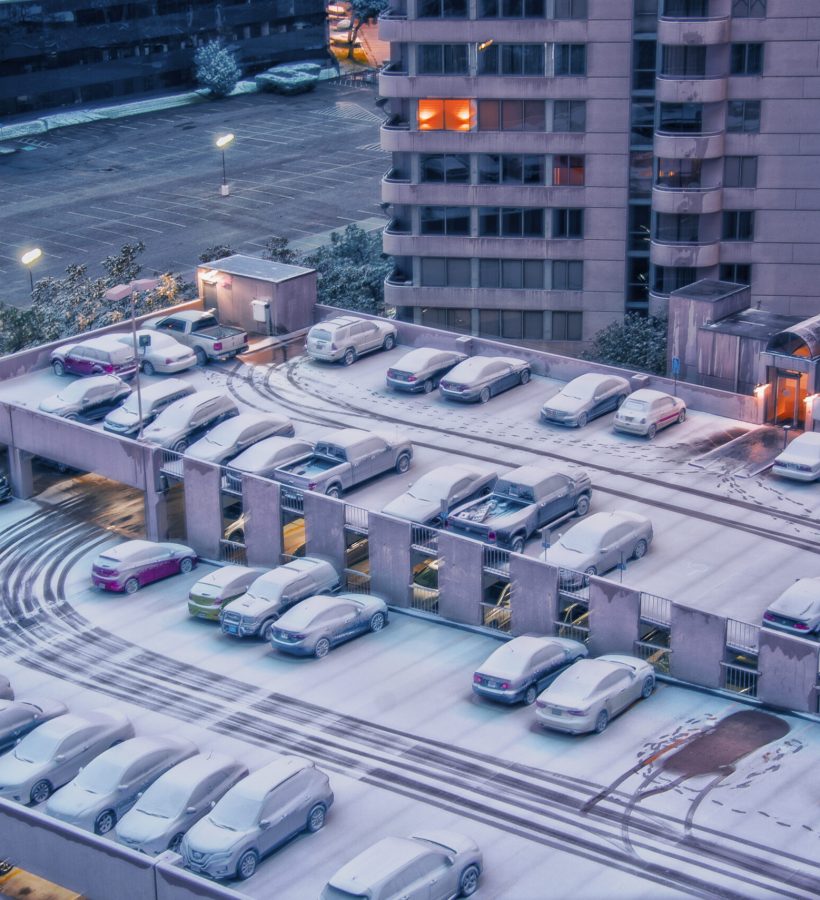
[772,370,807,428]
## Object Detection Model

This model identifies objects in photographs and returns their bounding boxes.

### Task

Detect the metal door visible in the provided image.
[773,371,806,427]
[203,283,218,311]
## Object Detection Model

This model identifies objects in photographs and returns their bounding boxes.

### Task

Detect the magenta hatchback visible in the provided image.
[92,540,197,594]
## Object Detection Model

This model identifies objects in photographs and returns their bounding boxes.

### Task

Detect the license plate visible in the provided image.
[551,708,563,716]
[225,625,238,635]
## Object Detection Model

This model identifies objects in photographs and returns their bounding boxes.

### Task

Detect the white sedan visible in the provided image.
[186,413,295,465]
[115,330,197,376]
[535,655,656,734]
[771,432,820,481]
[381,464,497,526]
[613,388,686,438]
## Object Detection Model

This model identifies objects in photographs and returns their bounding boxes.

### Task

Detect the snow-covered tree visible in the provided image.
[582,313,668,375]
[195,41,241,97]
[348,0,389,59]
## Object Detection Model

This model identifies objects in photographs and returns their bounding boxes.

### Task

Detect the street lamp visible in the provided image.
[216,133,235,197]
[21,248,42,293]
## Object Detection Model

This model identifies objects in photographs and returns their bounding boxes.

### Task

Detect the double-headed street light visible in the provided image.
[216,133,235,196]
[21,247,43,293]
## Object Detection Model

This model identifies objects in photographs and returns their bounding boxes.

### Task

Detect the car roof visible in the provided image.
[129,378,192,403]
[772,577,820,607]
[254,557,332,587]
[151,752,238,789]
[566,511,648,539]
[163,310,211,321]
[100,540,189,561]
[70,334,134,352]
[564,373,627,390]
[231,756,314,800]
[205,412,287,438]
[196,565,260,588]
[552,658,624,690]
[448,356,519,378]
[280,593,363,627]
[499,464,572,489]
[228,437,313,472]
[98,735,192,766]
[627,388,672,403]
[318,428,375,450]
[318,316,363,329]
[777,431,820,461]
[393,347,457,369]
[329,837,429,892]
[162,389,227,415]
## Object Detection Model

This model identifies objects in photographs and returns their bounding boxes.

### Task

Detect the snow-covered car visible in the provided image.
[381,464,497,526]
[186,412,295,465]
[321,831,483,900]
[224,436,314,493]
[115,753,248,855]
[0,471,13,503]
[181,757,334,881]
[385,347,468,394]
[38,374,131,422]
[771,432,820,482]
[47,735,197,835]
[187,565,265,621]
[306,315,397,366]
[91,539,197,594]
[0,699,67,754]
[540,373,631,428]
[472,636,588,706]
[0,676,11,701]
[115,330,197,376]
[762,577,820,637]
[0,708,134,805]
[50,335,137,380]
[270,592,389,659]
[140,390,238,452]
[103,379,195,436]
[440,356,531,404]
[613,388,686,438]
[535,655,656,735]
[543,511,653,588]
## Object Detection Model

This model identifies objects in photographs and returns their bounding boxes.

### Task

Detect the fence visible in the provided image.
[726,618,760,654]
[557,570,590,602]
[280,489,304,514]
[721,661,759,696]
[482,546,510,577]
[345,569,371,594]
[160,449,183,480]
[219,539,247,566]
[640,592,672,627]
[409,583,439,613]
[634,639,671,673]
[410,524,438,552]
[344,504,369,534]
[221,468,242,496]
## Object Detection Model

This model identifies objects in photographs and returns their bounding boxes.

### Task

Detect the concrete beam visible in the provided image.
[182,458,223,560]
[143,447,168,542]
[509,554,557,636]
[588,578,641,656]
[437,532,483,626]
[7,446,33,499]
[670,604,726,689]
[757,630,820,713]
[368,512,413,606]
[242,475,283,568]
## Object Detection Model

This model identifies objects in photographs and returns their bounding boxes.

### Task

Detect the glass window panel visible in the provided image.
[444,99,475,131]
[522,155,543,184]
[726,99,760,133]
[523,100,546,130]
[523,208,544,236]
[421,258,447,286]
[501,260,523,288]
[479,154,501,184]
[502,155,523,183]
[478,99,500,130]
[501,208,523,235]
[479,259,500,287]
[448,207,470,234]
[523,310,544,339]
[421,154,445,182]
[479,309,500,335]
[418,99,445,130]
[479,207,500,236]
[502,100,523,130]
[418,45,443,74]
[447,258,471,286]
[448,308,471,332]
[421,206,446,235]
[523,260,544,288]
[501,310,523,338]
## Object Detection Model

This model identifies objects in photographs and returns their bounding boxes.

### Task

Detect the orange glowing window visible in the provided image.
[418,99,444,131]
[418,99,475,131]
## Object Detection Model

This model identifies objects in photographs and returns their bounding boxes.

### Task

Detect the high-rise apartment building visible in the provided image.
[378,1,820,351]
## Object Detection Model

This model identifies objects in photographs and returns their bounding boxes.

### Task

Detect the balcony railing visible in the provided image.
[721,661,758,697]
[483,547,510,577]
[280,489,304,514]
[383,168,410,183]
[640,592,672,627]
[344,504,369,535]
[381,61,408,76]
[726,619,760,655]
[160,449,183,480]
[410,524,438,553]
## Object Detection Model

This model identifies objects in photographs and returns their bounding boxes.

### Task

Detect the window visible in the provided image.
[478,310,544,339]
[421,307,471,332]
[552,155,585,186]
[417,44,469,75]
[658,102,702,133]
[663,0,708,15]
[631,102,655,144]
[732,0,766,16]
[554,0,587,18]
[656,157,702,188]
[478,44,545,76]
[479,208,545,237]
[478,99,545,131]
[724,156,757,188]
[553,99,586,132]
[480,259,543,289]
[723,210,754,240]
[478,0,546,17]
[420,154,470,183]
[630,151,654,195]
[633,39,657,90]
[726,100,760,133]
[418,0,468,17]
[552,311,583,341]
[420,257,471,287]
[478,154,545,184]
[655,213,701,242]
[720,263,752,284]
[552,208,584,238]
[653,265,698,294]
[552,260,583,290]
[417,99,475,131]
[420,207,470,235]
[628,205,651,251]
[731,43,763,75]
[554,44,586,76]
[661,45,706,77]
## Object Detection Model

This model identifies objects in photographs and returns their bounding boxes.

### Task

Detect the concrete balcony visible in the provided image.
[377,18,576,43]
[382,232,551,258]
[378,126,582,154]
[654,130,724,160]
[657,16,730,46]
[378,74,560,100]
[385,282,553,309]
[650,239,720,268]
[380,180,583,206]
[656,75,727,105]
[652,184,723,215]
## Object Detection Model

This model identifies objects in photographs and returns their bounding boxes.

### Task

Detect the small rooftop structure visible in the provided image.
[201,255,314,283]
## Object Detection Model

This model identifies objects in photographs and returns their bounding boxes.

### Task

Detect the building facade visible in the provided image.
[0,0,328,117]
[378,0,820,351]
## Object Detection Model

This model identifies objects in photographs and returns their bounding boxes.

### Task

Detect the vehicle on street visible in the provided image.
[763,577,820,637]
[114,330,197,376]
[771,432,820,482]
[0,699,67,754]
[272,428,413,499]
[46,735,197,834]
[50,335,137,380]
[0,471,12,503]
[91,539,197,594]
[540,373,631,428]
[143,310,248,366]
[446,464,592,553]
[270,592,389,658]
[103,379,195,436]
[188,565,265,621]
[305,315,397,366]
[382,464,497,526]
[38,374,131,422]
[543,511,654,588]
[386,348,468,394]
[220,557,340,640]
[186,413,295,465]
[613,388,686,439]
[224,436,314,493]
[0,708,134,805]
[472,636,588,706]
[535,654,656,734]
[181,756,334,881]
[321,831,483,900]
[440,356,530,404]
[140,390,238,452]
[116,753,248,855]
[0,677,11,700]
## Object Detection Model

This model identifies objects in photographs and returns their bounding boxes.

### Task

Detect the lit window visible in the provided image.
[418,99,475,131]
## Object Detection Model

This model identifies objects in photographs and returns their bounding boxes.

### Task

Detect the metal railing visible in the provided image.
[483,547,510,577]
[411,524,438,553]
[280,489,304,514]
[555,619,590,644]
[160,449,183,480]
[640,592,672,627]
[721,661,758,696]
[557,570,590,602]
[221,468,242,496]
[344,504,369,535]
[634,640,671,674]
[219,539,247,566]
[726,619,760,654]
[409,585,439,614]
[344,569,371,594]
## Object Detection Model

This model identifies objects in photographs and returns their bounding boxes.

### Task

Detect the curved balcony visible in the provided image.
[650,239,720,268]
[380,180,583,205]
[654,130,724,160]
[656,75,727,104]
[651,184,722,214]
[657,16,730,46]
[377,19,573,43]
[382,233,550,257]
[378,126,570,154]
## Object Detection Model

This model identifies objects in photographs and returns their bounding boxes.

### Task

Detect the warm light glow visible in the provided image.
[216,133,235,148]
[418,99,475,132]
[418,99,444,131]
[201,269,221,284]
[477,39,494,52]
[21,248,42,266]
[753,384,767,399]
[804,394,817,407]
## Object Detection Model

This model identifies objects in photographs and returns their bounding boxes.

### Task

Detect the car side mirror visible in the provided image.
[186,806,197,815]
[259,818,271,830]
[136,791,144,798]
[55,753,66,762]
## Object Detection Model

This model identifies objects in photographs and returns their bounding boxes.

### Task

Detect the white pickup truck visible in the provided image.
[143,310,248,365]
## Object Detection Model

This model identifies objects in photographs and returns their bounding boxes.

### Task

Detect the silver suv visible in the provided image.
[306,316,397,366]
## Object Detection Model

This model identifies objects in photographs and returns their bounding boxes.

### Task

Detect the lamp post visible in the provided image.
[21,248,42,293]
[216,133,235,197]
[129,291,145,441]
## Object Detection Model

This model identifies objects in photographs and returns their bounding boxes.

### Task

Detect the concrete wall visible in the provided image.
[368,512,413,606]
[242,475,283,568]
[669,604,726,689]
[509,554,557,637]
[182,458,223,561]
[757,630,819,714]
[204,271,317,337]
[303,492,346,574]
[437,532,483,626]
[588,579,641,657]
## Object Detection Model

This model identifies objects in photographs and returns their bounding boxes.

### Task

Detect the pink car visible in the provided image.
[92,540,197,594]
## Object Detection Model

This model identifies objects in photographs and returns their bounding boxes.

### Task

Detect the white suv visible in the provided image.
[306,316,397,366]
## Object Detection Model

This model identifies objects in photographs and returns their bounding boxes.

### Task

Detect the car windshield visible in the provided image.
[408,471,451,502]
[15,729,63,764]
[562,380,596,401]
[75,757,125,793]
[248,581,284,603]
[209,792,261,831]
[56,382,89,402]
[137,781,189,818]
[414,565,438,589]
[312,329,332,341]
[622,399,647,413]
[119,395,143,415]
[560,529,601,554]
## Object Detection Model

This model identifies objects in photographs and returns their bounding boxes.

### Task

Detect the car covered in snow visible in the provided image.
[224,436,314,493]
[50,335,137,380]
[381,464,497,526]
[0,699,67,754]
[186,412,295,465]
[115,330,197,376]
[540,373,630,428]
[103,379,195,436]
[187,565,265,621]
[439,356,530,404]
[613,388,686,439]
[386,348,467,394]
[762,577,820,637]
[771,432,820,482]
[306,316,397,366]
[91,540,197,594]
[38,374,131,422]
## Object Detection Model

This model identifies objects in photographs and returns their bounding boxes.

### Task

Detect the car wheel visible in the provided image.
[383,334,396,351]
[236,849,258,881]
[168,833,184,854]
[594,709,609,734]
[459,864,481,897]
[574,495,590,517]
[511,536,526,554]
[52,360,65,377]
[124,577,140,595]
[523,685,537,706]
[306,803,326,833]
[343,348,356,367]
[479,387,490,404]
[29,779,52,805]
[94,809,117,835]
[179,557,194,574]
[369,612,385,633]
[314,637,331,659]
[325,484,341,499]
[678,408,687,424]
[641,676,655,699]
[194,347,207,367]
[422,379,433,394]
[261,617,278,642]
[577,412,588,428]
[172,439,188,453]
[520,369,531,385]
[647,424,657,439]
[142,360,155,376]
[395,453,411,474]
[632,539,648,560]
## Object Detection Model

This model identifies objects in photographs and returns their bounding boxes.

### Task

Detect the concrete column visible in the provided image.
[509,554,557,637]
[7,447,33,499]
[588,579,641,656]
[303,492,346,575]
[437,532,483,626]
[142,448,168,542]
[757,631,820,713]
[182,459,223,561]
[242,475,282,568]
[669,604,726,689]
[368,512,412,606]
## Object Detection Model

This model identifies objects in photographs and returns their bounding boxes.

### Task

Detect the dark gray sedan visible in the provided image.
[38,374,131,422]
[0,699,68,754]
[270,592,388,658]
[386,348,467,394]
[540,373,630,428]
[440,356,531,404]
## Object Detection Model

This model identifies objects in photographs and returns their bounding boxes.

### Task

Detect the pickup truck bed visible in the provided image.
[452,497,527,523]
[278,456,339,478]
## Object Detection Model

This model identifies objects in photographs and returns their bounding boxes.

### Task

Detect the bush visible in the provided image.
[582,313,668,375]
[195,41,241,97]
